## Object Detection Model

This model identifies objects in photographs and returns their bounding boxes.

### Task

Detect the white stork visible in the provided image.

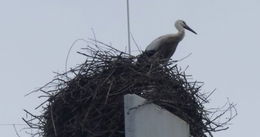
[143,20,197,64]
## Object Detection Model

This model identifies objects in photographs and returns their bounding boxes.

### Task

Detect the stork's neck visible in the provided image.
[176,29,185,41]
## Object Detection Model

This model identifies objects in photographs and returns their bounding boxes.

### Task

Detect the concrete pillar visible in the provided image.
[124,94,190,137]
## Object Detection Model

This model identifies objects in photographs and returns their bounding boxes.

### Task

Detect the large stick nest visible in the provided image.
[24,40,236,137]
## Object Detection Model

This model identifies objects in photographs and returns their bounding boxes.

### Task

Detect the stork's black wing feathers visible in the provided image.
[136,50,157,65]
[143,50,157,57]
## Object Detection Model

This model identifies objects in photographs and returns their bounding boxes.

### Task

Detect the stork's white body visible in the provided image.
[144,20,196,64]
[145,33,184,63]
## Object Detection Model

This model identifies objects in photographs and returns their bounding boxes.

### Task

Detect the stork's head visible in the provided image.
[175,20,197,34]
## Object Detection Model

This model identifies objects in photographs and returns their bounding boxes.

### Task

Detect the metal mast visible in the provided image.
[126,0,131,54]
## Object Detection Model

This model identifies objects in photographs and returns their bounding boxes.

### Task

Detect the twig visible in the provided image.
[12,124,21,137]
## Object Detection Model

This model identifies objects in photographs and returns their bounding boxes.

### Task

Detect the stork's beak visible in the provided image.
[183,25,197,35]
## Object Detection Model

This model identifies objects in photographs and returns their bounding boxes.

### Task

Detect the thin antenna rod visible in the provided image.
[126,0,131,54]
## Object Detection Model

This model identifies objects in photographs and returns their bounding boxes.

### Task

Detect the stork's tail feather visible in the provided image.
[136,50,156,64]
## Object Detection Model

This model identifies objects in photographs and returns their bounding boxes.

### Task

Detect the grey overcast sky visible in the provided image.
[0,0,259,136]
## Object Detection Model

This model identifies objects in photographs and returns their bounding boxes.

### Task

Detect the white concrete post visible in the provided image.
[124,94,190,137]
